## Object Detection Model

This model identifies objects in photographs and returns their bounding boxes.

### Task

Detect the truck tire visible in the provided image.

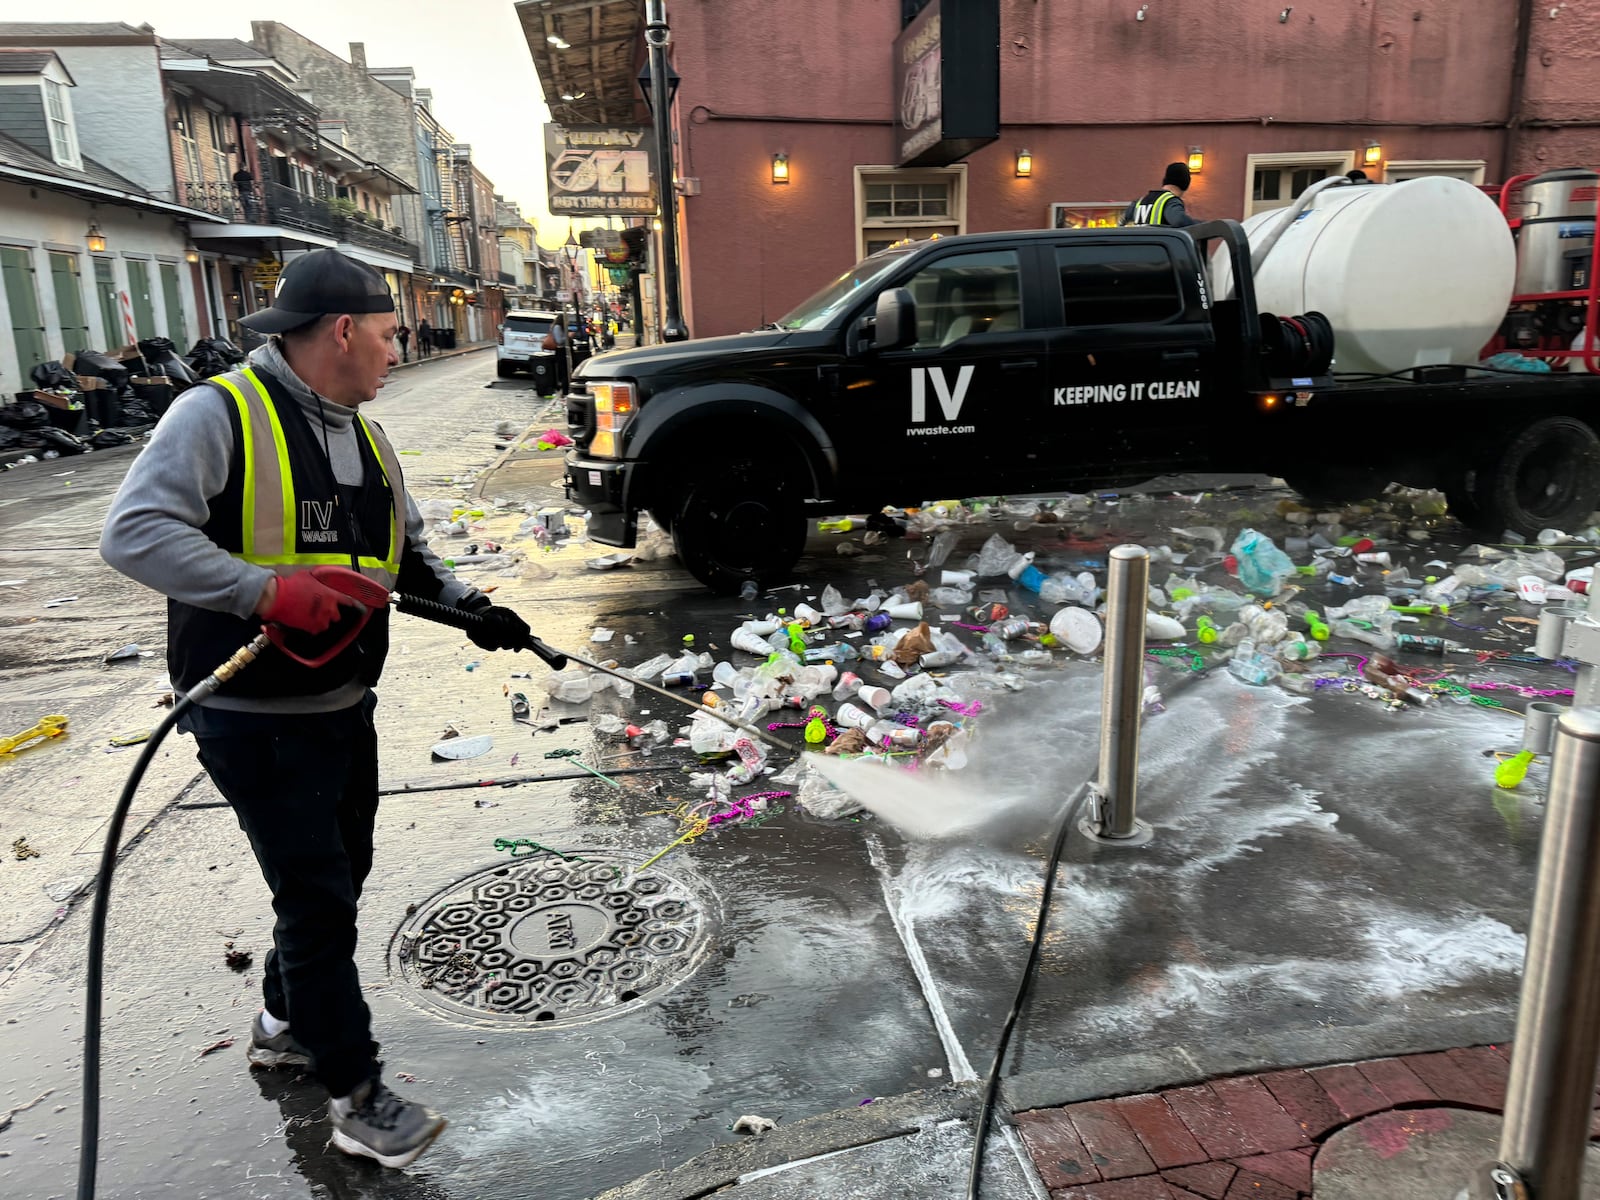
[496,360,515,379]
[1280,466,1390,509]
[670,456,807,594]
[1466,415,1600,534]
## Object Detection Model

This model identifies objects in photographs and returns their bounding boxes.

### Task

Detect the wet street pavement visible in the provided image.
[0,347,1578,1198]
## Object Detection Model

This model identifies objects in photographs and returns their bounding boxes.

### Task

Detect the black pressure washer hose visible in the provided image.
[77,596,803,1199]
[965,780,1092,1199]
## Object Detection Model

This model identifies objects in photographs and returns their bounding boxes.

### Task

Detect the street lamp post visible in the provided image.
[562,228,582,380]
[640,0,688,342]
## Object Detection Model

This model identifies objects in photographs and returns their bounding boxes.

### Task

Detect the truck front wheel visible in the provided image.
[1466,416,1600,534]
[1280,466,1391,509]
[669,457,807,594]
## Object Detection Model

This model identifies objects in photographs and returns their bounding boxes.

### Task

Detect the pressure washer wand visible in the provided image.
[391,593,799,755]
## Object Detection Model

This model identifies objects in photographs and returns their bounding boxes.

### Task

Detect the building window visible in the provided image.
[1244,151,1354,217]
[173,94,203,184]
[207,109,231,181]
[902,249,1022,350]
[1051,203,1127,230]
[1381,159,1488,185]
[42,76,81,169]
[1057,243,1182,326]
[855,165,965,260]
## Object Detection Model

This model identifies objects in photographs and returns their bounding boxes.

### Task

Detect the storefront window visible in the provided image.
[1051,203,1127,230]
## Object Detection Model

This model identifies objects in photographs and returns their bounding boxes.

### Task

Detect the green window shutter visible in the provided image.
[49,252,89,353]
[94,258,120,347]
[158,262,188,347]
[125,259,155,341]
[1,246,48,375]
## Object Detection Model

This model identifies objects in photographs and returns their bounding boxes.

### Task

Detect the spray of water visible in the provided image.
[806,755,1039,841]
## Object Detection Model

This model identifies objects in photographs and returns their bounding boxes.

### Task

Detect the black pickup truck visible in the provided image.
[563,221,1600,592]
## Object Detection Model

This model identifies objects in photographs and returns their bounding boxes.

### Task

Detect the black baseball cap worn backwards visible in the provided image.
[239,249,396,334]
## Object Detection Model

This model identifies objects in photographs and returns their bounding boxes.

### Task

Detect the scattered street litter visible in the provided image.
[431,734,493,761]
[586,552,635,570]
[13,837,40,860]
[103,644,149,663]
[732,1115,777,1135]
[44,595,79,608]
[223,943,252,971]
[2,714,68,757]
[196,1037,236,1058]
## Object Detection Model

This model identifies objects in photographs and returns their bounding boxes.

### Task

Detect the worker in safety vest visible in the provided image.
[1121,162,1200,227]
[101,249,535,1169]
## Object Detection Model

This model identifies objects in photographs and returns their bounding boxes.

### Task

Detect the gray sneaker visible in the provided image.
[329,1080,446,1168]
[247,1012,313,1070]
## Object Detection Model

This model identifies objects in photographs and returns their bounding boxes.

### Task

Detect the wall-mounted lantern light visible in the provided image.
[1187,146,1204,174]
[85,222,106,252]
[1015,148,1032,178]
[771,152,790,185]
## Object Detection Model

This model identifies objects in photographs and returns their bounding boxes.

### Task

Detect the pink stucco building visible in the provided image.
[522,0,1600,340]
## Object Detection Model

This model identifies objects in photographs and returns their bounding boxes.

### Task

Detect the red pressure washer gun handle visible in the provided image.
[394,593,568,670]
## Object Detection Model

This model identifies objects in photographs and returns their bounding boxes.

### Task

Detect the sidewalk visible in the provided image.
[392,339,493,369]
[1012,1043,1562,1198]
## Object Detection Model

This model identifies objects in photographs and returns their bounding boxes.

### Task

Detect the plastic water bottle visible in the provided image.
[739,580,760,604]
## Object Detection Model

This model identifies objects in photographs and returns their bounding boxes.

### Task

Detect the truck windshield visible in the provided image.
[773,246,916,331]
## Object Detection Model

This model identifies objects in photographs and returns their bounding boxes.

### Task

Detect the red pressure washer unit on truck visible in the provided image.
[1484,168,1600,373]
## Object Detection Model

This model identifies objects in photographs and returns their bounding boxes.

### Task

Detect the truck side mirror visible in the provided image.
[873,288,916,351]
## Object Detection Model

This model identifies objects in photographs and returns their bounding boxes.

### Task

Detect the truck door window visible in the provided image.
[902,249,1022,349]
[1056,244,1182,325]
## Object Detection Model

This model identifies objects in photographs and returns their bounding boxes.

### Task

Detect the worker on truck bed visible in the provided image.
[1122,162,1199,227]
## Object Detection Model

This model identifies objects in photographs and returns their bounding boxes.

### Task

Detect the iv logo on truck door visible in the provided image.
[910,365,974,423]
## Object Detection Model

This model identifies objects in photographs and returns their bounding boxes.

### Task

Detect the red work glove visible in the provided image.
[259,570,366,635]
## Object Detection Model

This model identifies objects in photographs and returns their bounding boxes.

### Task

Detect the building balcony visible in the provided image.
[181,178,337,238]
[332,216,421,264]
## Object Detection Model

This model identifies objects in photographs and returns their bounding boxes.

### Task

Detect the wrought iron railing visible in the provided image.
[181,180,419,263]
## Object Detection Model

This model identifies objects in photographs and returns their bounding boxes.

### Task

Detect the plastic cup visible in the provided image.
[885,601,924,620]
[941,569,975,587]
[835,703,875,730]
[858,685,893,711]
[1518,575,1549,605]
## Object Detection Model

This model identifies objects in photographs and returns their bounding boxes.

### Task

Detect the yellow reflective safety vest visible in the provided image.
[167,365,407,696]
[1126,190,1174,226]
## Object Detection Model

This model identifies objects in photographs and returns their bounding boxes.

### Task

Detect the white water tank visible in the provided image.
[1238,176,1516,375]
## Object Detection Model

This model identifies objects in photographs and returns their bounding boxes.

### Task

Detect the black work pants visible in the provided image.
[183,693,381,1097]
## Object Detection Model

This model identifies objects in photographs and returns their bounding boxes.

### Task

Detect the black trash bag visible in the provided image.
[138,337,197,386]
[0,399,50,430]
[190,337,246,365]
[88,429,133,449]
[32,426,87,456]
[0,426,23,450]
[30,361,77,390]
[118,400,157,426]
[70,350,131,391]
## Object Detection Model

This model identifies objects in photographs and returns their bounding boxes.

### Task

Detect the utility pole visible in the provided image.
[644,0,688,342]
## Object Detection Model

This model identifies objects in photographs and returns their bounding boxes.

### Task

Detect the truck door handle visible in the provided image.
[1000,360,1038,372]
[1161,349,1200,362]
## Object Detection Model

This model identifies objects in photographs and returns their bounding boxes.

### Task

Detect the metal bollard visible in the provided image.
[1082,544,1153,846]
[1467,709,1600,1199]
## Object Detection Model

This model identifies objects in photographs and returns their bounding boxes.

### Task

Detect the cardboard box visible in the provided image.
[75,375,107,392]
[31,390,78,410]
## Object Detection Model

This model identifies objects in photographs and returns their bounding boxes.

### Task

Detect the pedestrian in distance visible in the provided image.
[1346,169,1371,184]
[417,318,433,359]
[99,249,537,1170]
[1121,161,1200,227]
[396,321,411,363]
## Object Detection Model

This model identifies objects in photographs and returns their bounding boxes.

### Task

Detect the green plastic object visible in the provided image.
[1496,750,1535,790]
[1305,612,1331,641]
[1197,615,1219,644]
[786,623,808,655]
[1390,604,1437,615]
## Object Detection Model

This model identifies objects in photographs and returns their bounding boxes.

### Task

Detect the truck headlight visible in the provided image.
[589,381,635,458]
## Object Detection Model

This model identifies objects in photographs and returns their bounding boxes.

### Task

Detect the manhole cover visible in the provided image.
[391,852,717,1028]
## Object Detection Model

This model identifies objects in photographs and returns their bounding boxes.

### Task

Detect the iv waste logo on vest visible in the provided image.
[300,499,340,544]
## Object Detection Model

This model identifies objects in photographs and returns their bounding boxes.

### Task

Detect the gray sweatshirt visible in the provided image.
[100,340,477,712]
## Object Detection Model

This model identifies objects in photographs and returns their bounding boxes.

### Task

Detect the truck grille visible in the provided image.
[566,382,594,449]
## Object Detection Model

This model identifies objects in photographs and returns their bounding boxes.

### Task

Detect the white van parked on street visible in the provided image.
[497,310,564,393]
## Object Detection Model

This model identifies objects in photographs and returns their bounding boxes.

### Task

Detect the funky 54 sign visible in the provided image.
[544,125,658,215]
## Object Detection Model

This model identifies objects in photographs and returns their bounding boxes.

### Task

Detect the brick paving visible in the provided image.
[1013,1043,1566,1198]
